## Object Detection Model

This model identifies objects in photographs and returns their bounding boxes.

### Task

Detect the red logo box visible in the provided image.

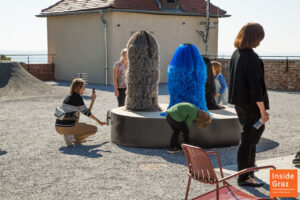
[270,169,298,198]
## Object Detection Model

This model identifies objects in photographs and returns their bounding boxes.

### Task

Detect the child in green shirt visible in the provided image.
[166,102,211,153]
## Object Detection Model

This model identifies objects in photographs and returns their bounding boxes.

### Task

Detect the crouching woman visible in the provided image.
[55,78,105,146]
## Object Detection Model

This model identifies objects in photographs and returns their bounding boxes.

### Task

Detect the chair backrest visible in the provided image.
[182,144,218,183]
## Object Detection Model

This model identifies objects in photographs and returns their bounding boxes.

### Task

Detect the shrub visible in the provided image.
[0,54,11,61]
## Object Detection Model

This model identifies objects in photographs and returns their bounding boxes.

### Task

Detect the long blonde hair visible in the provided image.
[120,48,127,61]
[69,78,85,94]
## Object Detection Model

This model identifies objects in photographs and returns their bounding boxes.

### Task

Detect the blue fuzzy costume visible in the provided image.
[167,44,208,113]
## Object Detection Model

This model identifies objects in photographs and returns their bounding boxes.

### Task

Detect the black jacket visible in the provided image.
[228,49,269,109]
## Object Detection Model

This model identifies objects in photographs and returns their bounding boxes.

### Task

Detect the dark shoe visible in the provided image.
[167,147,180,154]
[177,145,183,150]
[296,151,300,159]
[293,158,300,165]
[249,172,255,178]
[293,152,300,165]
[72,138,87,144]
[238,180,263,187]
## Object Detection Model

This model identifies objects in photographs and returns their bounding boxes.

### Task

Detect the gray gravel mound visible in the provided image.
[0,61,65,101]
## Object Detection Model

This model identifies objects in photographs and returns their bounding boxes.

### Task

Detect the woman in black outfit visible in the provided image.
[229,23,269,187]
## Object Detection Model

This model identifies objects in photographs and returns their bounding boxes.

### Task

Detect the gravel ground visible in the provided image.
[0,81,299,200]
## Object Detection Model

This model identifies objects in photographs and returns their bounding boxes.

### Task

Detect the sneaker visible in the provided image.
[295,151,300,159]
[293,152,300,165]
[167,147,180,154]
[64,135,74,147]
[72,138,87,144]
[238,179,263,187]
[293,158,300,165]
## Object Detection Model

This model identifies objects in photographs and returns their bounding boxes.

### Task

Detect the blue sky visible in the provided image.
[0,0,299,55]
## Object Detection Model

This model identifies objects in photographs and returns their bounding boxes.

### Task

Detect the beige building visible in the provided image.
[38,0,229,84]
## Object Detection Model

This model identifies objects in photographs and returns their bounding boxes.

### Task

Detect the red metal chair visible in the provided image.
[181,144,276,200]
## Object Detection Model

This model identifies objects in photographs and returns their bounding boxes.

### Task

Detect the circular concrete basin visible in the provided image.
[110,104,241,148]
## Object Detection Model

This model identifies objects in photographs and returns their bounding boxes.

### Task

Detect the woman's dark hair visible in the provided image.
[234,23,265,49]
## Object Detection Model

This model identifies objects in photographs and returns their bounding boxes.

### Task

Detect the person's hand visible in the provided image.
[215,93,220,97]
[97,120,104,126]
[261,111,269,124]
[115,90,119,97]
[91,92,96,101]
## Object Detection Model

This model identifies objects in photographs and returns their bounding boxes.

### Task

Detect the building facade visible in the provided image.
[38,0,228,84]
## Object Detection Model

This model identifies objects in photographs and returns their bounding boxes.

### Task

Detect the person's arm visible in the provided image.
[113,67,119,97]
[76,95,106,126]
[256,101,269,124]
[245,56,269,123]
[218,74,227,95]
[89,114,105,126]
[89,91,96,111]
[245,55,264,103]
[185,105,199,128]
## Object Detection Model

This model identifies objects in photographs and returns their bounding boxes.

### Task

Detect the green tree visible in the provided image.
[0,54,11,61]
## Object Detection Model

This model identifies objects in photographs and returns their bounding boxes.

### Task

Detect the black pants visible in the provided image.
[235,104,265,181]
[166,114,190,148]
[117,88,126,107]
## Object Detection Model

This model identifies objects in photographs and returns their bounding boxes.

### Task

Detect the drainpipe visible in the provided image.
[205,0,210,56]
[99,10,108,86]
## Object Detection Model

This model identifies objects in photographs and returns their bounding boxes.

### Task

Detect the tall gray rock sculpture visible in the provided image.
[125,31,161,111]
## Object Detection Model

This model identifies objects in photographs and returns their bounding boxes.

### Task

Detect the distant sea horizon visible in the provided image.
[0,50,48,64]
[1,50,300,63]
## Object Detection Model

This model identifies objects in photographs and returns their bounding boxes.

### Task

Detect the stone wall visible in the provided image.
[216,59,300,91]
[21,63,55,81]
[19,59,300,91]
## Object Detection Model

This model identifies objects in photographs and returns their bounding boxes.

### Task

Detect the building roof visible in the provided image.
[180,0,226,15]
[40,0,227,17]
[113,0,161,11]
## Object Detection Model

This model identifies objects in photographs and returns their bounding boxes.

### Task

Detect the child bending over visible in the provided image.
[166,102,211,153]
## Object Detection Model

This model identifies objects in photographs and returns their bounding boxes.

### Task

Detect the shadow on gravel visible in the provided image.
[256,137,279,153]
[239,176,271,199]
[119,146,187,165]
[216,137,279,167]
[119,137,279,168]
[239,176,297,200]
[59,142,111,158]
[158,83,169,95]
[0,150,7,156]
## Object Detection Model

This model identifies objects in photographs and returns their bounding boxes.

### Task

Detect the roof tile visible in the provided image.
[42,0,114,13]
[180,0,226,15]
[41,0,226,16]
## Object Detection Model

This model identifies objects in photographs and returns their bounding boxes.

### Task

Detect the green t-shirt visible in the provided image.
[167,102,199,127]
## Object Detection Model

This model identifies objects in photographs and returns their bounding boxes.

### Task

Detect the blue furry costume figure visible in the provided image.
[167,44,208,113]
